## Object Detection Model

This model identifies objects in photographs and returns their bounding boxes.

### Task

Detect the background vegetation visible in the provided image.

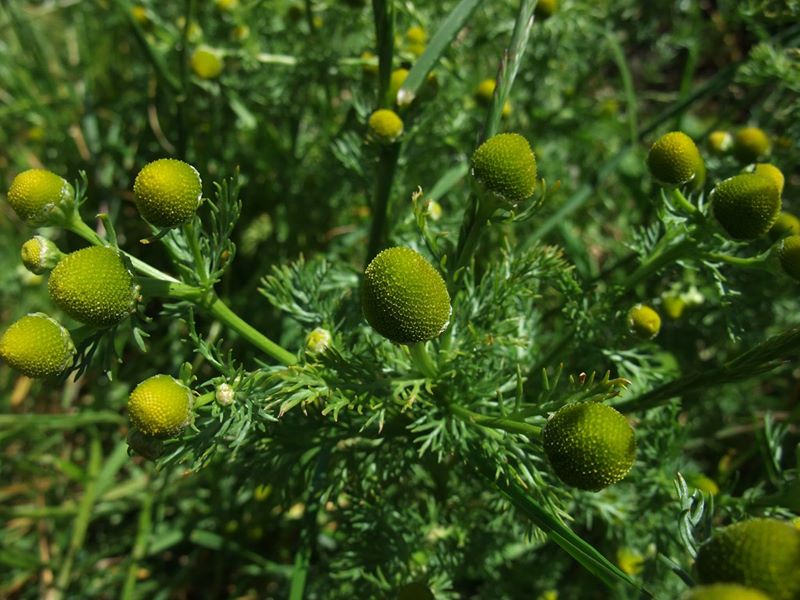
[1,0,799,598]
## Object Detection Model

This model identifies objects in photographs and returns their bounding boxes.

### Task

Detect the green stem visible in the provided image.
[208,297,298,366]
[408,342,438,379]
[194,390,217,408]
[366,142,401,263]
[65,213,179,282]
[450,403,541,437]
[449,194,497,292]
[182,220,209,284]
[617,235,694,297]
[176,0,195,159]
[703,251,772,267]
[138,278,297,366]
[668,187,697,215]
[372,0,395,106]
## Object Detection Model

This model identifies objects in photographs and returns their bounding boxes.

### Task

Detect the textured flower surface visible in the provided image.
[128,374,193,439]
[0,313,75,378]
[133,158,203,228]
[7,168,74,224]
[695,518,800,600]
[48,246,139,327]
[542,402,636,491]
[471,133,537,205]
[646,131,703,187]
[362,247,451,344]
[711,173,781,240]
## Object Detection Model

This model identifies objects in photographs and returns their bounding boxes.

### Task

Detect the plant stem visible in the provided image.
[365,142,401,263]
[65,213,179,282]
[408,342,438,379]
[668,187,697,215]
[450,403,541,437]
[175,0,195,159]
[138,278,297,366]
[372,0,395,106]
[207,297,298,366]
[449,193,496,292]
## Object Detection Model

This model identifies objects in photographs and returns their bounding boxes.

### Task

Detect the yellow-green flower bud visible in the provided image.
[387,68,409,104]
[646,131,703,187]
[707,130,733,155]
[48,246,139,327]
[368,109,404,143]
[405,25,426,45]
[474,79,512,117]
[542,402,636,491]
[778,235,800,280]
[733,127,770,163]
[21,236,64,275]
[305,327,333,354]
[133,158,202,228]
[0,313,75,378]
[215,382,235,406]
[126,428,164,461]
[7,168,74,225]
[685,473,719,496]
[751,163,784,196]
[680,585,770,600]
[770,211,800,241]
[711,173,781,240]
[362,247,451,344]
[662,296,686,320]
[190,46,223,79]
[127,374,193,438]
[628,304,661,339]
[534,0,558,19]
[695,518,800,600]
[471,133,537,206]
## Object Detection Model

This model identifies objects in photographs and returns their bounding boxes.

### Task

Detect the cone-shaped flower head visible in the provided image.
[133,158,202,228]
[7,168,74,225]
[191,46,223,79]
[752,163,784,196]
[48,246,139,327]
[695,518,800,600]
[680,584,771,600]
[542,402,636,491]
[711,173,781,240]
[471,133,537,206]
[0,313,75,378]
[733,127,770,163]
[534,0,558,19]
[779,235,800,281]
[646,131,703,187]
[362,247,451,344]
[368,109,404,143]
[628,304,661,339]
[21,236,64,275]
[127,374,193,438]
[771,212,800,241]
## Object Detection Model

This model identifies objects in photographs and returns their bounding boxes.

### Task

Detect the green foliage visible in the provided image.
[1,1,799,599]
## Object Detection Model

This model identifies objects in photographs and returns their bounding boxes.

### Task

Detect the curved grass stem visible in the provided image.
[450,403,541,437]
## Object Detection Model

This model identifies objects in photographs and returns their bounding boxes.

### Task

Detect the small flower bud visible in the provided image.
[305,327,333,354]
[733,127,770,163]
[0,313,75,378]
[474,79,512,117]
[707,130,732,155]
[133,158,203,228]
[190,46,224,80]
[779,235,800,281]
[128,374,193,438]
[628,304,661,339]
[21,236,64,275]
[215,382,235,406]
[471,133,537,207]
[7,168,74,226]
[646,131,703,187]
[368,109,404,143]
